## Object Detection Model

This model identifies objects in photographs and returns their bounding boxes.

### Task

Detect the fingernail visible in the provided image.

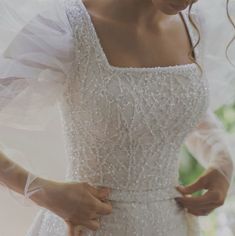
[176,185,184,192]
[176,185,183,189]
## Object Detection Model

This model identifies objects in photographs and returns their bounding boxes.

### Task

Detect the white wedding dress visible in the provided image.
[0,0,234,235]
[25,0,208,235]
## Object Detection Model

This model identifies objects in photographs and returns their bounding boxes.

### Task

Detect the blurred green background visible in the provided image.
[179,103,235,236]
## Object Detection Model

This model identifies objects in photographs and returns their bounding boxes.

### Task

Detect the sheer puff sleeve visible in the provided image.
[0,0,75,131]
[184,109,234,189]
[183,0,235,195]
[0,0,75,207]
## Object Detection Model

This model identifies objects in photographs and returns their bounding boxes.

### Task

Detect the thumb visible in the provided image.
[176,177,205,195]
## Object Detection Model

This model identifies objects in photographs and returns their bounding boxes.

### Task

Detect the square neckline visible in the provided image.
[79,0,198,73]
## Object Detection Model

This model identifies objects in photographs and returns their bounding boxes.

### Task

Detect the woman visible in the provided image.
[0,0,234,235]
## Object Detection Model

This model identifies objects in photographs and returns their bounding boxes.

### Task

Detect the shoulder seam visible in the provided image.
[63,0,84,32]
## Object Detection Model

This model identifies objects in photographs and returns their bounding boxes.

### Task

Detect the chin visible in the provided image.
[160,7,181,15]
[160,4,188,15]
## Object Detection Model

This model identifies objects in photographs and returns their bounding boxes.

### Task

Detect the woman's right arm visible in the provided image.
[0,149,112,234]
[0,149,33,198]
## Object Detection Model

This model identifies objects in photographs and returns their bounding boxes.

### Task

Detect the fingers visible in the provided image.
[94,198,113,215]
[175,189,225,217]
[67,224,75,236]
[66,216,101,235]
[176,177,207,195]
[83,219,101,231]
[67,222,85,236]
[67,223,82,236]
[85,183,112,201]
[175,190,215,208]
[176,196,217,211]
[186,205,215,216]
[175,190,224,209]
[83,183,113,215]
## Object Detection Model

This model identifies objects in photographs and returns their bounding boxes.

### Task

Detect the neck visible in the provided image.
[95,0,170,27]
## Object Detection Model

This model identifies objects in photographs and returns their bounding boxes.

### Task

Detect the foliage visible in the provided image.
[179,103,235,236]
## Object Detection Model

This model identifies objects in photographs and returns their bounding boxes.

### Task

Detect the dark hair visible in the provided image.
[187,0,235,77]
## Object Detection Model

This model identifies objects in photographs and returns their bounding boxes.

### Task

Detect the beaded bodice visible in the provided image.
[58,0,209,191]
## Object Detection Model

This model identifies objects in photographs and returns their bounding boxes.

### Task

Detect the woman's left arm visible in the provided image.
[174,108,234,216]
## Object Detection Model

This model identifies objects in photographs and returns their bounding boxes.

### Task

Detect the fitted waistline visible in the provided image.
[106,186,183,203]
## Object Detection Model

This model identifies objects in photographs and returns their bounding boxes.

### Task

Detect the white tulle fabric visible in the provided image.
[0,0,75,131]
[0,0,234,235]
[184,109,234,185]
[0,0,76,207]
[183,0,235,190]
[197,0,235,111]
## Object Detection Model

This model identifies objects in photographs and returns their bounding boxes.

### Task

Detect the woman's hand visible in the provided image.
[30,179,113,235]
[174,167,230,216]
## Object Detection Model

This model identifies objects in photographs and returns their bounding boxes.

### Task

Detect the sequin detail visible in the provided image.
[27,0,209,235]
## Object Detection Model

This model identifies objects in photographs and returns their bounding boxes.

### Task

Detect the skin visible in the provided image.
[67,0,229,235]
[78,1,231,234]
[69,0,229,234]
[81,0,197,69]
[33,180,112,236]
[0,1,229,236]
[174,167,230,217]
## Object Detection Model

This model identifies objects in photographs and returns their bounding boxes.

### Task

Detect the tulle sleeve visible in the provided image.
[184,108,234,188]
[183,0,235,194]
[0,0,76,209]
[0,0,75,131]
[195,0,235,111]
